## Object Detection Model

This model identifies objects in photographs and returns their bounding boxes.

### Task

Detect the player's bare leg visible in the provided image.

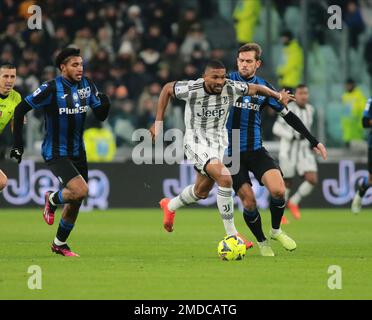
[51,202,82,257]
[288,172,317,219]
[262,169,296,251]
[160,172,214,232]
[0,170,7,192]
[44,176,88,225]
[237,183,273,255]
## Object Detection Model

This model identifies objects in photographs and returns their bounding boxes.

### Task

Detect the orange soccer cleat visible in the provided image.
[281,215,289,225]
[287,201,301,220]
[159,198,175,232]
[237,232,254,250]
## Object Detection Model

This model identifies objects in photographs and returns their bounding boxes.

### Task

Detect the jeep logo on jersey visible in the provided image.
[59,105,88,115]
[196,108,226,118]
[78,87,91,99]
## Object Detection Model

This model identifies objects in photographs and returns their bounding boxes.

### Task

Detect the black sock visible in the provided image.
[270,197,286,230]
[358,178,371,197]
[243,209,266,242]
[56,219,75,244]
[51,191,65,205]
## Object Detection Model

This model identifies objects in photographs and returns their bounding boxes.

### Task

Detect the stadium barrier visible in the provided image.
[0,159,370,209]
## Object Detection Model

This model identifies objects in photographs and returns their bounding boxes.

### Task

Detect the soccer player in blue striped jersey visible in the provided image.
[226,43,327,256]
[10,48,111,256]
[352,97,372,213]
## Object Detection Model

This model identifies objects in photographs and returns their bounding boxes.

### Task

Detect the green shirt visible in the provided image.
[0,89,22,134]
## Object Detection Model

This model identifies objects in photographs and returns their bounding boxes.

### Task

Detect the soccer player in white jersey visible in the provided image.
[150,60,294,248]
[273,84,318,220]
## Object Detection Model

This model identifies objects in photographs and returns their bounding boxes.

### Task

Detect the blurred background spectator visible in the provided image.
[0,0,372,158]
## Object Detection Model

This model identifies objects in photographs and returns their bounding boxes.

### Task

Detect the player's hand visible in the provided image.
[10,147,24,164]
[313,142,327,160]
[278,89,295,106]
[149,121,163,143]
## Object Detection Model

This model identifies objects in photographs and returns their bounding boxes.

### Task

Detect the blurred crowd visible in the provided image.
[0,0,371,155]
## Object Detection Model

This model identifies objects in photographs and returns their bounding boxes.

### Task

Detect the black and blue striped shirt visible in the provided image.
[226,72,284,154]
[364,97,372,148]
[25,76,101,161]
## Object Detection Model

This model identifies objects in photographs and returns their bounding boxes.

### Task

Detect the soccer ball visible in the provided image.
[217,235,247,261]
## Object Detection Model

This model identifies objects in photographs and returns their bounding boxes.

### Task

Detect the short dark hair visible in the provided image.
[346,78,355,85]
[55,48,81,70]
[204,59,226,71]
[237,43,262,60]
[296,84,308,90]
[0,62,16,69]
[281,30,294,39]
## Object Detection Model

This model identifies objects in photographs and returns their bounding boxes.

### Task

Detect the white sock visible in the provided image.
[290,181,314,205]
[54,237,66,246]
[271,228,281,235]
[168,184,199,211]
[217,186,237,236]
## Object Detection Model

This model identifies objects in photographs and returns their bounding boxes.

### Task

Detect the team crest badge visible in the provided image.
[73,92,79,101]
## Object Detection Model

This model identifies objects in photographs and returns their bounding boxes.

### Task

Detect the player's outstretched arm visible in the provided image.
[10,100,32,163]
[282,111,327,160]
[248,85,295,106]
[149,81,175,141]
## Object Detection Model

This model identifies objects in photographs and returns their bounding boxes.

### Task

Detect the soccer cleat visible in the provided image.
[43,191,57,225]
[160,198,175,232]
[351,193,362,214]
[287,200,301,220]
[257,240,275,257]
[281,215,289,225]
[236,232,254,250]
[270,230,297,251]
[51,243,79,257]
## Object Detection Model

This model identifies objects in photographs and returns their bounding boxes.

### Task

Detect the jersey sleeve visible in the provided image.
[85,78,101,109]
[25,82,53,109]
[363,98,372,118]
[230,80,249,97]
[272,113,294,140]
[264,81,285,113]
[173,81,191,101]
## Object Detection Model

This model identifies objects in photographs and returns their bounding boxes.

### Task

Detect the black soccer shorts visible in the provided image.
[229,147,282,193]
[368,148,372,174]
[46,156,88,187]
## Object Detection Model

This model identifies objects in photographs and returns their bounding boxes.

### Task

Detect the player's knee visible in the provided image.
[270,188,286,200]
[193,186,209,199]
[216,175,233,188]
[70,184,89,202]
[242,198,257,211]
[368,175,372,186]
[307,177,318,185]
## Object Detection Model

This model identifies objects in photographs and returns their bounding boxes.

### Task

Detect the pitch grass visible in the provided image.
[0,208,371,300]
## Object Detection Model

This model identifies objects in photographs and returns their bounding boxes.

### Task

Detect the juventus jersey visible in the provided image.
[273,101,315,158]
[174,78,248,146]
